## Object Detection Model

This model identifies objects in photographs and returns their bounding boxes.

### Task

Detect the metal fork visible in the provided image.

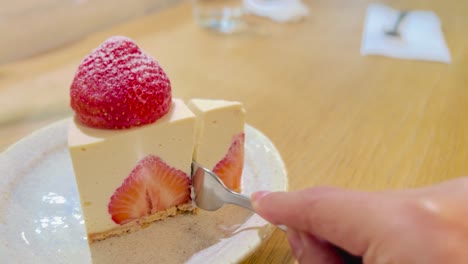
[384,10,409,37]
[191,161,363,263]
[191,160,255,212]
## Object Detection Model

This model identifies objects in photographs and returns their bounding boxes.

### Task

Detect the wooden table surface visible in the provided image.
[1,0,468,263]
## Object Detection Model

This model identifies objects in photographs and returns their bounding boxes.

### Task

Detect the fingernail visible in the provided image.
[251,191,271,210]
[251,191,271,202]
[251,191,271,204]
[287,229,303,260]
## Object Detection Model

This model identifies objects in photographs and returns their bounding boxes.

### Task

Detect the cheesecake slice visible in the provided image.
[187,99,246,192]
[68,99,196,242]
[67,36,247,243]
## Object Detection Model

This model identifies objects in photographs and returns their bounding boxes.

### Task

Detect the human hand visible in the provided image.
[251,177,468,264]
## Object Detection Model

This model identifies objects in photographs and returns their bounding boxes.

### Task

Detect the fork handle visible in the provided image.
[392,11,408,32]
[224,191,255,211]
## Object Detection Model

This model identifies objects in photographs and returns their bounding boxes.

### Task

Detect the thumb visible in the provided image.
[251,187,383,256]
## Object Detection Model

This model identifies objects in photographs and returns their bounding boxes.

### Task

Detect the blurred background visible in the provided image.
[1,0,181,64]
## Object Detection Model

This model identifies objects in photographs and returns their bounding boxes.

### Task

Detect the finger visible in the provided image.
[252,187,384,255]
[287,228,343,264]
[287,228,303,259]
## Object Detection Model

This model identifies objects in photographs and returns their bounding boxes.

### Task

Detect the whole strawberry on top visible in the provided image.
[70,36,171,129]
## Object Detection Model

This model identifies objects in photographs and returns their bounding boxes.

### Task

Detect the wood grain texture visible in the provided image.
[1,0,468,263]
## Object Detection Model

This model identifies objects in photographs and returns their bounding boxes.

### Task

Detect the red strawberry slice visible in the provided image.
[213,133,245,192]
[108,155,191,225]
[70,36,172,129]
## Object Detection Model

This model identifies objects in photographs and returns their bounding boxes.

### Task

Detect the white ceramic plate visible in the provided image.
[0,118,288,264]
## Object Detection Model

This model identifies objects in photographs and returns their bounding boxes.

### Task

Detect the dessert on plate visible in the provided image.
[67,36,245,243]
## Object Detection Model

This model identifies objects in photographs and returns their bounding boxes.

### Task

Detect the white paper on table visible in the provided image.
[360,3,451,63]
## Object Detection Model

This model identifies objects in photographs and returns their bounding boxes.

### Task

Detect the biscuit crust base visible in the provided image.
[88,203,198,243]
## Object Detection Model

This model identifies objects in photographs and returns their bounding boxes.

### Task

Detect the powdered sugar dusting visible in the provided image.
[70,36,172,129]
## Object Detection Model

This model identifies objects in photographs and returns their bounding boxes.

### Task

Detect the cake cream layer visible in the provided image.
[68,98,196,236]
[187,99,245,170]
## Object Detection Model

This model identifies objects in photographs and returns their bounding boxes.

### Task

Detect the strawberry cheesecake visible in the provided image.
[67,36,245,243]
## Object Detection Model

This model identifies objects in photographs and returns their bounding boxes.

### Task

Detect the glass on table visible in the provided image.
[192,0,249,33]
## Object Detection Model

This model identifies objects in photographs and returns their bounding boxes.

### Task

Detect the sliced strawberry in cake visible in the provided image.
[108,155,191,225]
[213,133,244,192]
